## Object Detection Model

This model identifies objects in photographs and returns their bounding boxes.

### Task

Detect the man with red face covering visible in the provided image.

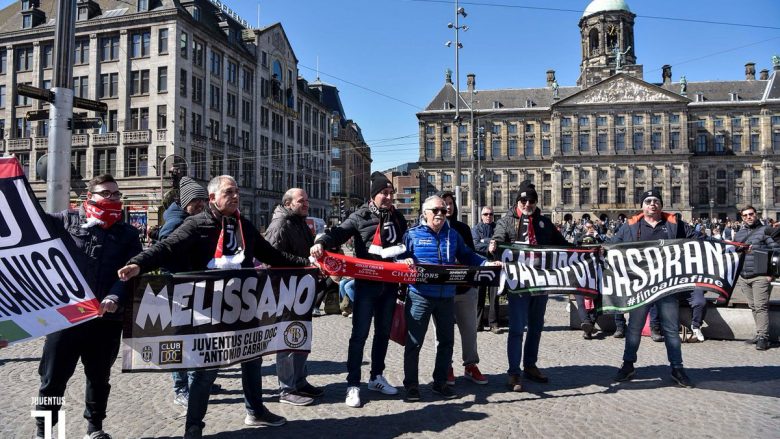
[34,174,142,439]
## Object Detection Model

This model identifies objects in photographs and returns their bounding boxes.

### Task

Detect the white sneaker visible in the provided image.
[367,374,398,395]
[693,328,705,342]
[345,386,361,407]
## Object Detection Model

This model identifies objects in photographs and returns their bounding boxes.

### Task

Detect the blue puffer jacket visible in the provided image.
[401,221,486,298]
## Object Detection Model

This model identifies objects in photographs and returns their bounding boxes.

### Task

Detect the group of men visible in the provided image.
[26,171,777,439]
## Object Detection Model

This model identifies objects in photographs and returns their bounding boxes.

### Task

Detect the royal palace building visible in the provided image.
[417,0,780,225]
[0,0,339,229]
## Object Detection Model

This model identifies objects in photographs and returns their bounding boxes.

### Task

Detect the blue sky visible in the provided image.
[249,0,780,171]
[4,0,778,172]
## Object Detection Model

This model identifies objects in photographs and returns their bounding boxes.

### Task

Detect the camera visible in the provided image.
[752,249,780,277]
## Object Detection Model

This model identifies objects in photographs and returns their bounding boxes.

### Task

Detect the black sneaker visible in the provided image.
[613,327,625,339]
[405,386,420,402]
[581,321,594,340]
[744,336,758,345]
[650,326,664,342]
[614,362,635,382]
[671,368,694,388]
[431,383,457,399]
[297,383,325,398]
[756,337,769,351]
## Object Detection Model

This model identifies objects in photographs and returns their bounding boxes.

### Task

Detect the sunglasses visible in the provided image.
[93,190,122,199]
[482,213,494,216]
[742,212,756,217]
[643,198,661,205]
[427,208,447,215]
[518,198,537,205]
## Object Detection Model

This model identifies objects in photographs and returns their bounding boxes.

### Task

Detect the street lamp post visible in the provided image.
[709,198,715,220]
[446,1,468,218]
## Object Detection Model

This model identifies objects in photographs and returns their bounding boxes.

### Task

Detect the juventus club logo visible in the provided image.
[225,225,237,252]
[383,222,397,243]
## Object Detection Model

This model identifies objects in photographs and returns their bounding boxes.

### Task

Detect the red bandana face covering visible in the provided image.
[83,198,123,229]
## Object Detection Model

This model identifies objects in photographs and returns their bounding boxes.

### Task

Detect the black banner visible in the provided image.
[121,267,319,371]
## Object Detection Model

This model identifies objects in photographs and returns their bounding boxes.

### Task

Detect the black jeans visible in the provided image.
[36,318,123,434]
[478,286,501,327]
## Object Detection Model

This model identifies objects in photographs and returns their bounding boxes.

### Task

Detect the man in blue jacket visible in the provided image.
[399,195,500,401]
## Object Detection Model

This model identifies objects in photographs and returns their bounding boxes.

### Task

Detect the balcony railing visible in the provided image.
[72,134,88,147]
[34,137,48,149]
[123,130,151,144]
[93,132,119,146]
[7,138,31,151]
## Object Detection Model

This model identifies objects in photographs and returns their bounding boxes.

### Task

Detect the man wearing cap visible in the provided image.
[610,189,698,388]
[489,181,567,392]
[311,172,407,408]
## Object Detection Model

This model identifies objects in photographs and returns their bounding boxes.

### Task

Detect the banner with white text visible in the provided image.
[498,244,601,297]
[121,267,318,372]
[0,157,99,345]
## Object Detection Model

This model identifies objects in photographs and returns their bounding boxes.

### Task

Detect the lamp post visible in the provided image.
[446,1,468,218]
[709,197,715,220]
[159,153,189,204]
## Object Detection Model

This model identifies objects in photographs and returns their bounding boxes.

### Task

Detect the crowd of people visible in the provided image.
[16,171,778,439]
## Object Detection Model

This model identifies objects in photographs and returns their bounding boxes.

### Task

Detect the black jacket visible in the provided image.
[264,205,314,258]
[49,208,142,319]
[127,204,309,273]
[734,221,780,278]
[492,207,567,248]
[316,202,407,262]
[611,211,696,243]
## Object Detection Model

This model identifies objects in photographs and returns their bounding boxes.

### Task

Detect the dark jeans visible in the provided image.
[506,294,548,376]
[478,286,501,327]
[403,290,455,387]
[36,318,123,434]
[186,358,266,430]
[682,289,707,329]
[622,295,683,368]
[614,303,660,330]
[173,370,195,395]
[346,280,396,386]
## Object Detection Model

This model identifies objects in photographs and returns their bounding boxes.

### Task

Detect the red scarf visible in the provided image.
[83,199,123,229]
[515,207,537,245]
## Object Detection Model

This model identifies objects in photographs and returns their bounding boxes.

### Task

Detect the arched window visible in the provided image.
[589,28,600,55]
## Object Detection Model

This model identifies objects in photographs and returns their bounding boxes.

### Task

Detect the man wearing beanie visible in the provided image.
[156,176,210,408]
[489,181,567,392]
[610,188,698,388]
[311,171,407,408]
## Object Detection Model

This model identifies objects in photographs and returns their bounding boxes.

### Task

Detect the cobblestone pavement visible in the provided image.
[1,296,778,439]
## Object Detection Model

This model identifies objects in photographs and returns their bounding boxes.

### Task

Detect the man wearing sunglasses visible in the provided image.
[489,181,567,392]
[611,189,698,388]
[734,205,780,351]
[35,174,143,439]
[473,207,501,334]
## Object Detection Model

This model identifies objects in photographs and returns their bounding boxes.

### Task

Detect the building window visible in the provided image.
[157,67,167,92]
[579,133,589,152]
[597,133,607,152]
[542,123,550,133]
[157,105,167,129]
[632,114,644,125]
[209,85,221,110]
[698,186,709,205]
[130,70,150,95]
[507,139,517,156]
[130,31,151,58]
[597,116,607,126]
[615,132,625,150]
[71,149,87,179]
[192,40,204,67]
[562,188,572,205]
[99,73,118,98]
[696,134,707,153]
[226,93,236,118]
[672,186,681,204]
[227,60,238,84]
[459,140,468,158]
[192,76,203,103]
[651,114,661,125]
[16,81,31,106]
[100,35,120,61]
[22,14,32,29]
[0,85,5,108]
[617,187,626,204]
[542,138,550,156]
[715,134,726,153]
[210,50,222,77]
[72,76,88,98]
[93,148,116,176]
[670,113,680,124]
[180,32,188,58]
[578,116,589,127]
[561,117,571,128]
[615,115,625,126]
[507,124,517,134]
[731,134,741,152]
[633,132,644,150]
[0,49,6,74]
[15,46,33,71]
[129,107,149,130]
[670,131,680,150]
[15,118,31,137]
[158,28,168,54]
[598,187,608,204]
[137,0,149,11]
[749,133,760,152]
[561,134,572,153]
[749,117,759,128]
[124,147,148,177]
[41,44,52,68]
[179,69,187,97]
[191,149,205,180]
[442,174,452,184]
[651,132,662,150]
[580,187,590,205]
[773,131,780,153]
[491,139,501,157]
[492,124,501,135]
[425,141,434,159]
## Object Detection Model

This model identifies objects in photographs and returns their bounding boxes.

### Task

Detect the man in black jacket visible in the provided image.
[35,174,142,439]
[118,175,309,439]
[265,188,324,406]
[734,205,780,350]
[438,191,488,386]
[310,172,406,408]
[489,181,567,392]
[473,206,500,333]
